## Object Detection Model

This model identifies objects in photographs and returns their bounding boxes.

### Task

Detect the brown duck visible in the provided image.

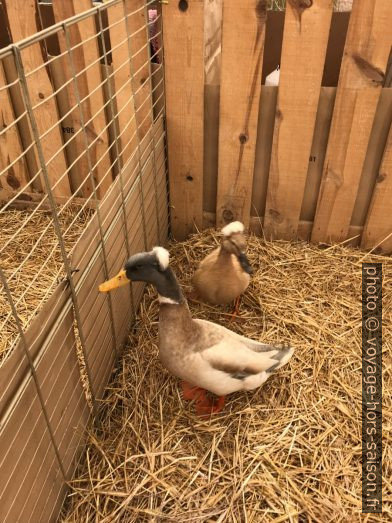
[192,221,252,315]
[99,247,294,416]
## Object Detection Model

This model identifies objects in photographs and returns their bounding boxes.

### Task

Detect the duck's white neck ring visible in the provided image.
[158,294,180,305]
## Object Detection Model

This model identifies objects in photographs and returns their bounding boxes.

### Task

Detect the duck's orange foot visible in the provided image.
[181,380,207,402]
[229,296,242,322]
[195,394,225,417]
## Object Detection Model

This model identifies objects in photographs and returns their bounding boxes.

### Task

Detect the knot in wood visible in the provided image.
[222,209,234,223]
[7,171,21,190]
[239,133,248,145]
[268,209,283,224]
[178,0,188,12]
[352,54,384,86]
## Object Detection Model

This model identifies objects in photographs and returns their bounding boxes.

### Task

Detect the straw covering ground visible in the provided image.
[0,207,92,365]
[62,229,391,522]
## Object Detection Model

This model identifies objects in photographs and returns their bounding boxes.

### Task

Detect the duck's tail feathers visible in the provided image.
[266,343,294,373]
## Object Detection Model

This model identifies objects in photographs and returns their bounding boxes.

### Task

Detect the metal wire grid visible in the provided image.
[0,1,169,520]
[0,301,90,522]
[0,0,167,359]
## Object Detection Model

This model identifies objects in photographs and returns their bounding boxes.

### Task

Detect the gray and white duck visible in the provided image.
[99,246,294,415]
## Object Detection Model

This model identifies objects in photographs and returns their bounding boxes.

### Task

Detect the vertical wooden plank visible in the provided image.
[1,55,41,194]
[300,87,336,222]
[312,0,392,244]
[0,60,30,192]
[151,61,164,120]
[52,0,113,198]
[203,84,220,214]
[46,51,92,198]
[0,2,41,193]
[361,127,392,253]
[162,0,204,240]
[4,0,71,197]
[350,88,392,226]
[216,0,266,229]
[263,0,333,240]
[101,63,120,179]
[46,57,88,194]
[251,85,278,220]
[106,1,138,170]
[72,1,113,194]
[154,117,169,245]
[125,0,153,139]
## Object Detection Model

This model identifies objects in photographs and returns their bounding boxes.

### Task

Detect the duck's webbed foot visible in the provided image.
[195,393,225,417]
[181,380,207,402]
[181,381,225,416]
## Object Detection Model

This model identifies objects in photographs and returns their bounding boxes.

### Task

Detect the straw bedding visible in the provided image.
[0,207,92,365]
[62,229,391,522]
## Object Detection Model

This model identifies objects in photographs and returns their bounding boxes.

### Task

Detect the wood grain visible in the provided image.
[361,126,392,253]
[216,0,267,229]
[4,0,71,197]
[52,0,113,198]
[300,87,336,223]
[0,61,30,193]
[162,0,204,239]
[312,0,392,243]
[263,0,333,240]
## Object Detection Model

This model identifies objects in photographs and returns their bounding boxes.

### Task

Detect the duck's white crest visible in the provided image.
[221,221,244,237]
[153,246,170,270]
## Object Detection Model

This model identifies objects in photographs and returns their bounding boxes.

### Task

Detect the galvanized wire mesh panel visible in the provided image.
[0,1,168,520]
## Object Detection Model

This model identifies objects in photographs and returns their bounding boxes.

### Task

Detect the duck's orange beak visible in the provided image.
[98,270,130,292]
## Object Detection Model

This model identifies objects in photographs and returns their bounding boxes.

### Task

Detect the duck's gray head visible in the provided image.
[99,247,183,303]
[124,247,169,282]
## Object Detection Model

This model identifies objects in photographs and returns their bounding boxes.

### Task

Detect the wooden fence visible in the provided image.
[0,0,391,521]
[0,1,168,521]
[163,0,392,253]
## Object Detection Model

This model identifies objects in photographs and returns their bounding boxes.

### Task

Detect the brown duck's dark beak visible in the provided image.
[237,252,253,275]
[99,269,131,292]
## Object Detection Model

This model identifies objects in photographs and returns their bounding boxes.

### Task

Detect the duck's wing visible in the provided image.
[194,319,294,376]
[196,318,289,353]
